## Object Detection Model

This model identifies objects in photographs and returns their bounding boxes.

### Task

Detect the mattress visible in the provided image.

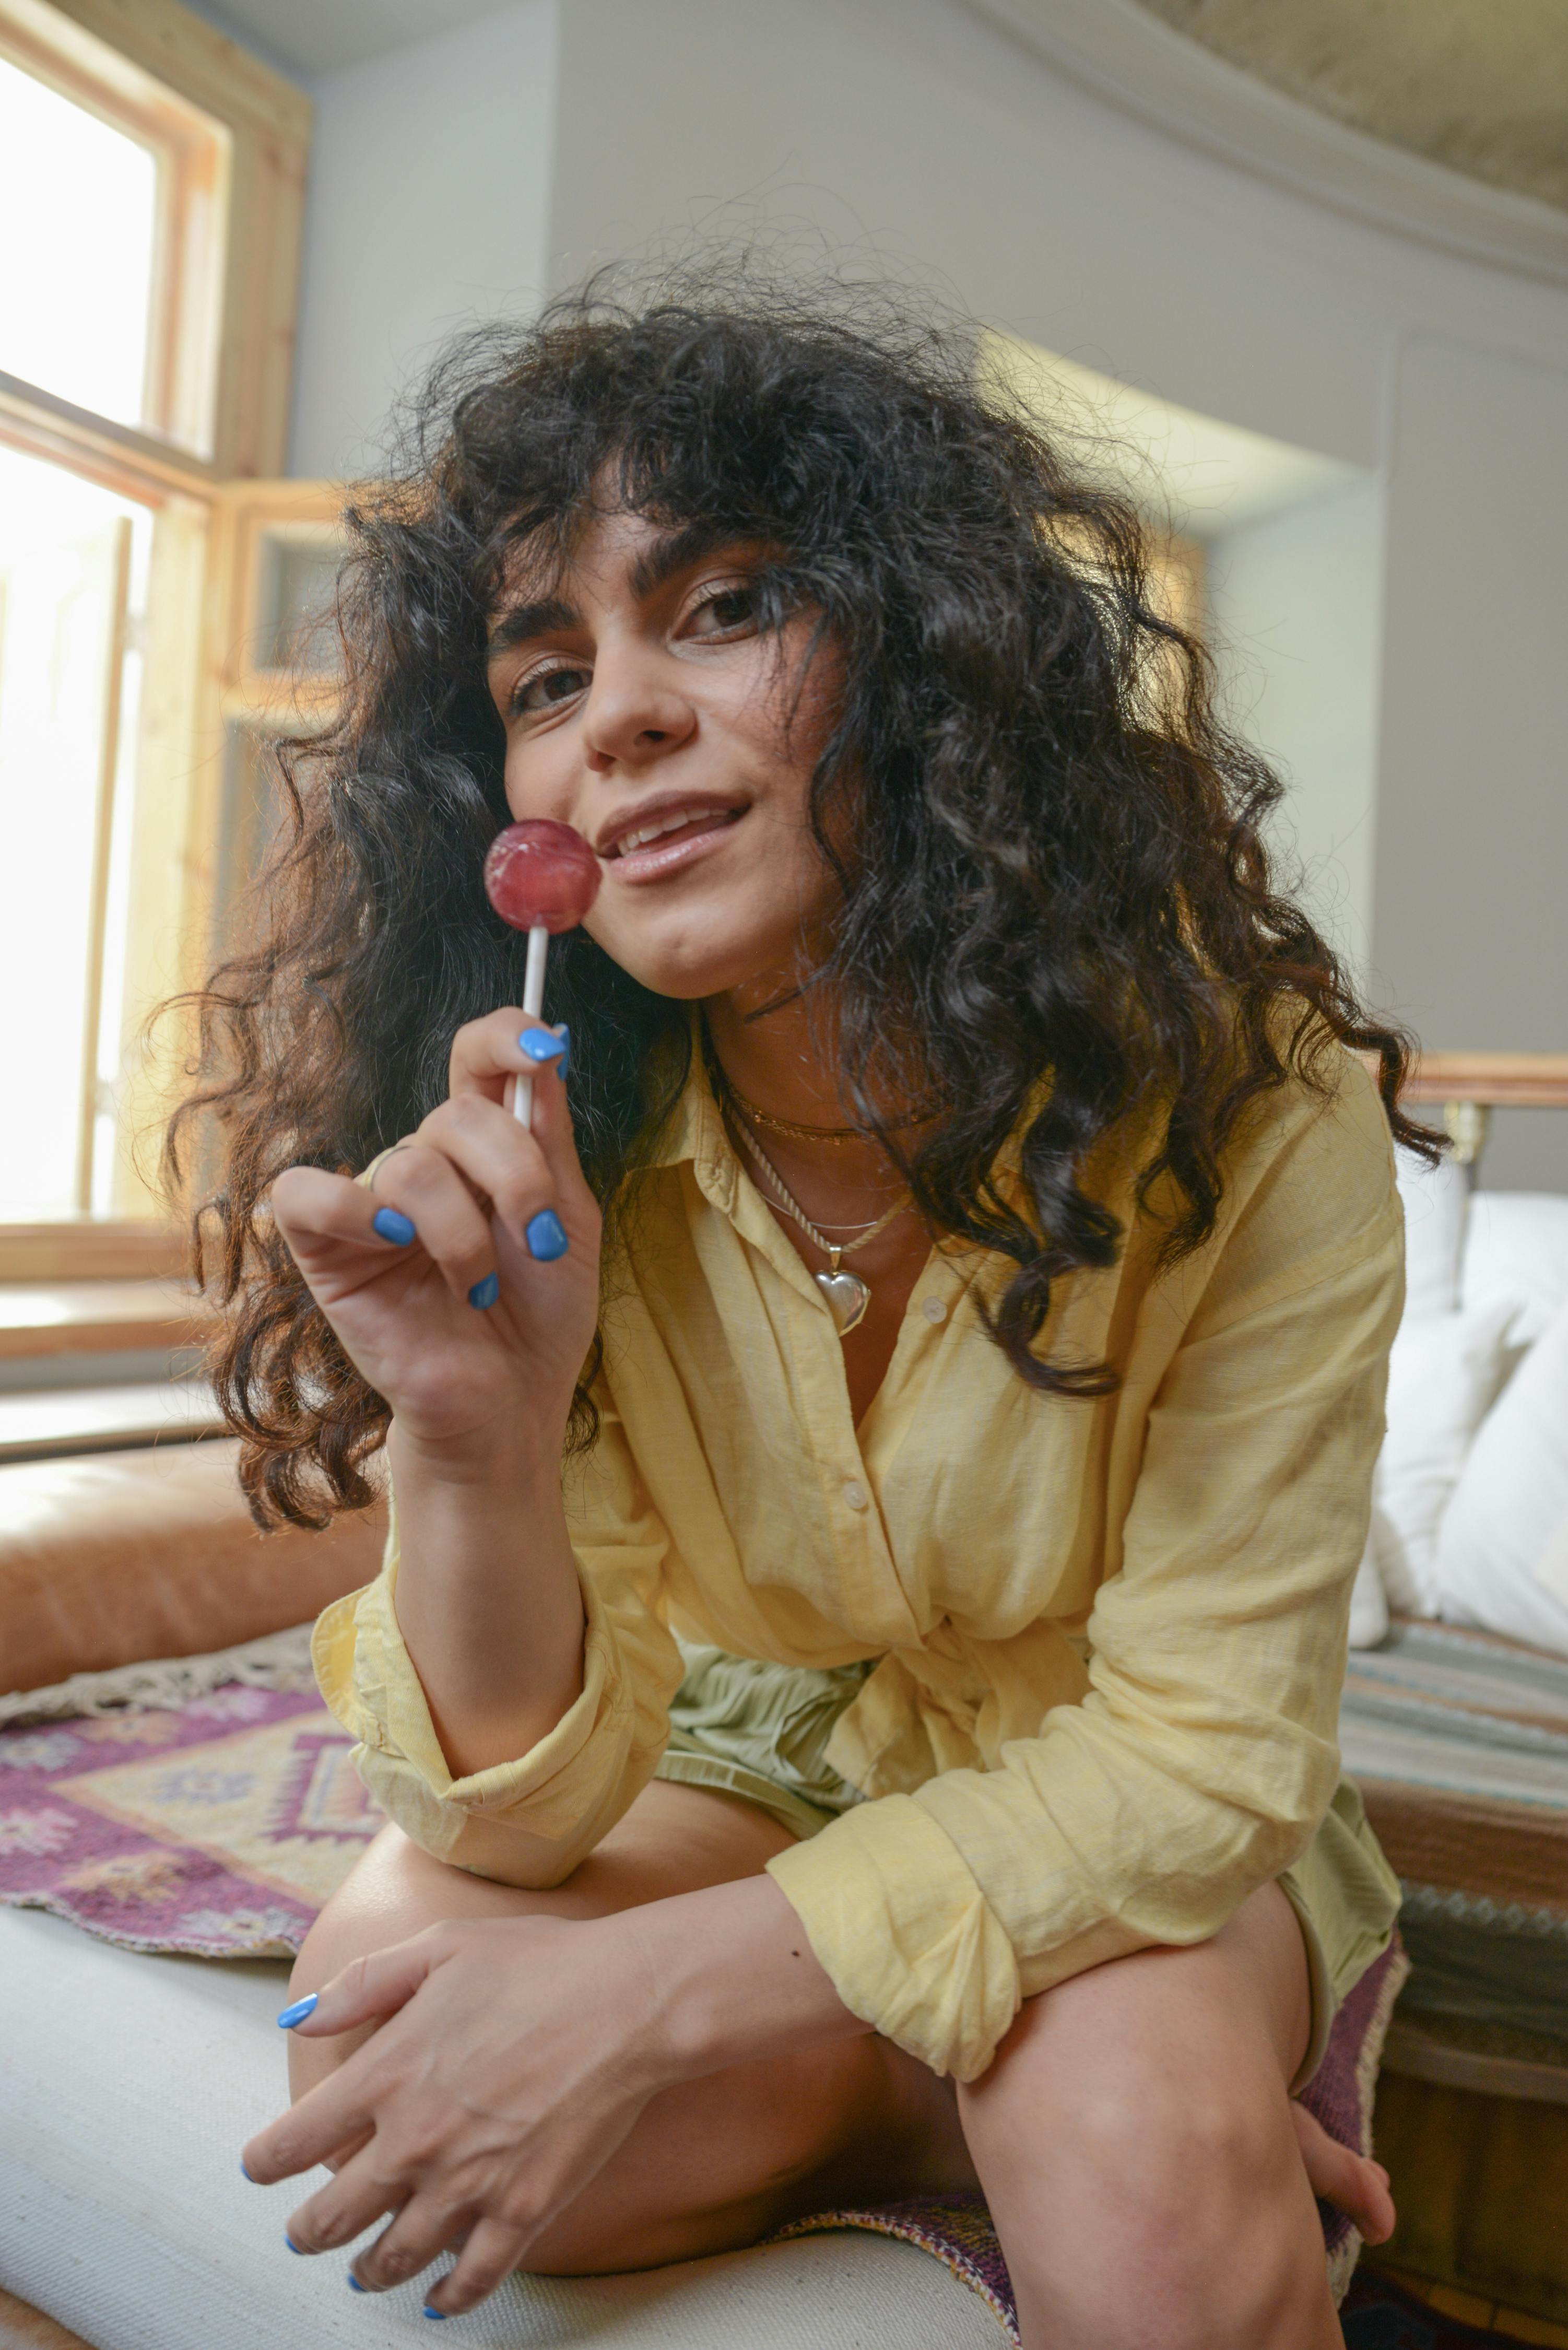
[1340,1618,1568,2060]
[0,1904,999,2350]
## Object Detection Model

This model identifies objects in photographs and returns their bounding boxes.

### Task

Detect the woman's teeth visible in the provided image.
[616,808,733,855]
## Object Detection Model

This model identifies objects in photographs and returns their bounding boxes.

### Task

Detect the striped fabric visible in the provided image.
[1340,1621,1568,2050]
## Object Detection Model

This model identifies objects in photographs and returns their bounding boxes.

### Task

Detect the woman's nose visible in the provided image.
[581,661,695,773]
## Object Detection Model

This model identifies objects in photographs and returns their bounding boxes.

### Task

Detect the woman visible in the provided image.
[183,285,1421,2347]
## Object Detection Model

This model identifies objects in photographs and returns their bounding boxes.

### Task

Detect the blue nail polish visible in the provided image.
[347,2274,367,2293]
[372,1206,416,1247]
[525,1209,568,1262]
[555,1025,570,1078]
[285,2235,305,2254]
[276,1992,318,2029]
[518,1027,566,1064]
[241,2158,254,2181]
[468,1270,500,1310]
[423,2308,447,2322]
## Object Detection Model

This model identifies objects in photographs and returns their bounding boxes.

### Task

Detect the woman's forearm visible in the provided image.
[630,1872,875,2083]
[386,1417,586,1778]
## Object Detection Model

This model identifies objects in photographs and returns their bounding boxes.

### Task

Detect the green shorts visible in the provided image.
[654,1639,1401,2087]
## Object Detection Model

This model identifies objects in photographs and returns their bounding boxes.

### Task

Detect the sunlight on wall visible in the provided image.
[983,334,1360,538]
[0,56,158,425]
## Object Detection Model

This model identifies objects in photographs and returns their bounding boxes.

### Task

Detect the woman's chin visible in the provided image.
[586,916,827,1007]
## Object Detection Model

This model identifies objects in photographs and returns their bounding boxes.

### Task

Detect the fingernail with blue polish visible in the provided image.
[526,1209,568,1262]
[372,1206,417,1247]
[276,1992,318,2029]
[285,2235,305,2254]
[555,1024,570,1078]
[241,2158,254,2182]
[423,2306,448,2321]
[347,2274,367,2294]
[468,1270,500,1310]
[518,1027,566,1064]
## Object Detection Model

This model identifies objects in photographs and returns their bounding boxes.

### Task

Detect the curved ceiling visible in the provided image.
[1128,0,1568,214]
[968,0,1568,285]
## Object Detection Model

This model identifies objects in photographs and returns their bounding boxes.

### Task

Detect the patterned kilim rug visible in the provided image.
[0,1641,1407,2336]
[0,1673,378,1956]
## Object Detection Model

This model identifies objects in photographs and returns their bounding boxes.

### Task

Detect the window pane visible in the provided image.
[0,57,158,427]
[256,533,343,673]
[0,442,153,1221]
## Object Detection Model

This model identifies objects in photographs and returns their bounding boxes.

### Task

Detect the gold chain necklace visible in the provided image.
[725,1078,930,1144]
[725,1088,862,1143]
[725,1112,908,1337]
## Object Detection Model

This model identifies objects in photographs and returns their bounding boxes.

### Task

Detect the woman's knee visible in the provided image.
[991,2066,1326,2349]
[959,1920,1334,2350]
[285,1825,521,2097]
[290,1826,444,1992]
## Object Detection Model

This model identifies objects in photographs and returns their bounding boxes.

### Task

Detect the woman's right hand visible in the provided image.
[270,1013,602,1461]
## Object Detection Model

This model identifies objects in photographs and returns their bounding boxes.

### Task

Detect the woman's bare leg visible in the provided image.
[284,1782,972,2271]
[959,1881,1343,2350]
[291,1812,1381,2316]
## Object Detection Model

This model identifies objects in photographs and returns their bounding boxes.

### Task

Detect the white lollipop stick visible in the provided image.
[511,923,550,1129]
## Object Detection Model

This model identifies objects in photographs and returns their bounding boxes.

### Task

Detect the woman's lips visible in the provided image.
[608,807,745,883]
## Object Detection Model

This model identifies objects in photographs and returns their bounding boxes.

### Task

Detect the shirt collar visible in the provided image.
[642,1016,742,1212]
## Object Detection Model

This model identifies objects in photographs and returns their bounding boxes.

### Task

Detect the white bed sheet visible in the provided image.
[0,1906,999,2350]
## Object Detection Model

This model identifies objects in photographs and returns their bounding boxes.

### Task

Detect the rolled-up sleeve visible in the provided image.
[312,1401,684,1886]
[768,1067,1404,2081]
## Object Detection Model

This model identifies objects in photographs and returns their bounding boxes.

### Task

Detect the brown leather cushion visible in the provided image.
[0,2280,96,2349]
[0,1439,384,1695]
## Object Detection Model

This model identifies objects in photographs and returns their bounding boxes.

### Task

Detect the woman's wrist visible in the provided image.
[618,1872,873,2089]
[384,1416,586,1779]
[387,1406,568,1498]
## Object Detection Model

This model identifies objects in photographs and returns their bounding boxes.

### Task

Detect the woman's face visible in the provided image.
[486,502,842,1002]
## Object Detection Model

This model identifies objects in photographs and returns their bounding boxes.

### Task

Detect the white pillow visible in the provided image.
[1461,1191,1568,1349]
[1395,1145,1470,1323]
[1432,1297,1568,1656]
[1347,1523,1389,1649]
[1373,1298,1519,1614]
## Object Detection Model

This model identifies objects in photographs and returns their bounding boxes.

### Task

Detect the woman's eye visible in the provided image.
[688,584,757,636]
[511,663,589,718]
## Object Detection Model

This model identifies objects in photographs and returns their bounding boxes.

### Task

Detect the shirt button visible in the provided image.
[842,1479,869,1510]
[921,1296,947,1324]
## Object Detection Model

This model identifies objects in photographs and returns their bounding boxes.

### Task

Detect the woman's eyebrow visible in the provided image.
[486,595,578,661]
[486,527,758,660]
[628,522,756,602]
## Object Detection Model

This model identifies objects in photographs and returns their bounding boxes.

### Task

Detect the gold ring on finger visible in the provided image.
[365,1144,419,1196]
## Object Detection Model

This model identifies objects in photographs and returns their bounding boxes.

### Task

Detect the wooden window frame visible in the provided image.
[0,0,312,1281]
[0,0,310,476]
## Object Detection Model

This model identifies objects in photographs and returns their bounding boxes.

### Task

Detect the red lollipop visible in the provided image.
[484,819,601,936]
[483,820,600,1127]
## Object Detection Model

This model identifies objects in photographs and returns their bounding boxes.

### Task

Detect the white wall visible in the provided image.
[545,0,1568,456]
[1375,331,1568,1044]
[288,0,558,479]
[1374,331,1568,1186]
[1207,481,1385,985]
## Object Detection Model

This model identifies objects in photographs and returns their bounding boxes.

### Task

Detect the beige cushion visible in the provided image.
[0,1440,383,1694]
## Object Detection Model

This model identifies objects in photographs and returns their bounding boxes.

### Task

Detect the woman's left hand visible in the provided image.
[240,1912,668,2313]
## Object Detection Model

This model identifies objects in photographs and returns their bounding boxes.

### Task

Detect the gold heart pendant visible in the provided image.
[816,1268,870,1335]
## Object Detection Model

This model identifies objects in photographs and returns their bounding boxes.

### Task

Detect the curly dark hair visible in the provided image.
[166,272,1432,1529]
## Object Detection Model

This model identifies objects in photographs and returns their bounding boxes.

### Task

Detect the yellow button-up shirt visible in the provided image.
[314,1045,1403,2083]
